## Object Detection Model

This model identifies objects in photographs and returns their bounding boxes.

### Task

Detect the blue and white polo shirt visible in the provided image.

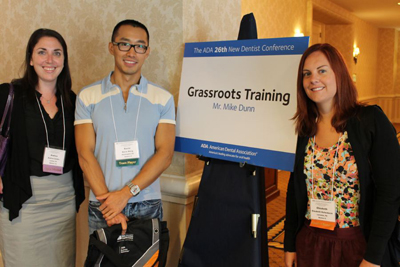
[75,72,175,203]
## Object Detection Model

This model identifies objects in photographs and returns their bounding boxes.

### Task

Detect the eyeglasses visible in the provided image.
[112,42,148,54]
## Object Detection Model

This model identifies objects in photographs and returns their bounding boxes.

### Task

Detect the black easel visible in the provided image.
[178,13,268,267]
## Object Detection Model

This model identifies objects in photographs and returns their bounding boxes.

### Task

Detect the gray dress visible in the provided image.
[0,171,76,267]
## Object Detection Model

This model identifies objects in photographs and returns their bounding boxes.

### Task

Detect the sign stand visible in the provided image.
[178,14,269,267]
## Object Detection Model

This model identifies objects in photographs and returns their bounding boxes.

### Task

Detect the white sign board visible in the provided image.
[175,37,309,171]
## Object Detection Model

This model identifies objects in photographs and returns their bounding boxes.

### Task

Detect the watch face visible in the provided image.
[130,184,140,196]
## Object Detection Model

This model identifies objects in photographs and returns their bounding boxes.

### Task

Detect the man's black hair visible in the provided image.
[111,19,149,44]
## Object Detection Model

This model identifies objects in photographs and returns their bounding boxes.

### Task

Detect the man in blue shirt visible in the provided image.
[75,19,176,233]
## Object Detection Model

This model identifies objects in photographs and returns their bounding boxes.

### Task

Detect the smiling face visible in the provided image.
[302,51,337,112]
[30,36,64,86]
[109,25,150,81]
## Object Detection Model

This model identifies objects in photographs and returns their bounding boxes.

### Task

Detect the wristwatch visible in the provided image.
[127,182,140,196]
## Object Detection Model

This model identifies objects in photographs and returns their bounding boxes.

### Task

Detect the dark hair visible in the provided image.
[293,43,364,137]
[111,19,149,44]
[16,28,72,108]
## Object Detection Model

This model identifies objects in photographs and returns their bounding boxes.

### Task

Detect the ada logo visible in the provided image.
[201,143,208,148]
[117,234,134,242]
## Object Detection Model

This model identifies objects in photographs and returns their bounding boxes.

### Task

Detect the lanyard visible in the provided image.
[311,134,341,201]
[109,86,142,142]
[35,94,65,150]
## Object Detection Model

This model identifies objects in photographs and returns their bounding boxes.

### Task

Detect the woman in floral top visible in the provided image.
[284,43,400,267]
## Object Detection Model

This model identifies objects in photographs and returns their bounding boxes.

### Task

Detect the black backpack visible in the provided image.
[85,218,169,267]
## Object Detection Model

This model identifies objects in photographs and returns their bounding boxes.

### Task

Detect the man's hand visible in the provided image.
[284,252,297,267]
[106,213,129,234]
[97,187,131,220]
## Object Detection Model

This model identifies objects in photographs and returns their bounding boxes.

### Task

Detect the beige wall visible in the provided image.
[377,29,396,96]
[395,32,400,122]
[241,0,379,100]
[324,24,354,72]
[0,0,183,98]
[311,0,380,101]
[310,0,400,121]
[241,0,400,121]
[352,20,379,100]
[396,31,400,96]
[376,28,400,122]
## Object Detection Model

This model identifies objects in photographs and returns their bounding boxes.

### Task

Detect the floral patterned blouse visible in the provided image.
[304,131,360,228]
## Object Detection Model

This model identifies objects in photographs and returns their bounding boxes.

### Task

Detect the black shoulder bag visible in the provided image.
[85,218,169,267]
[0,83,14,176]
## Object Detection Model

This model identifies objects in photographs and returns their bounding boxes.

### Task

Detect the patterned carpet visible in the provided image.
[266,171,289,266]
[267,216,285,250]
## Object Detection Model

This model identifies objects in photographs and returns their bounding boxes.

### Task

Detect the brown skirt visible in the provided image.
[296,220,367,267]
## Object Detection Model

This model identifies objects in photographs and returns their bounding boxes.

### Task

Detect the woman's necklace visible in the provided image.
[40,94,55,104]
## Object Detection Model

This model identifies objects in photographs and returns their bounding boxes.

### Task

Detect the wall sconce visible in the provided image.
[353,46,360,64]
[294,29,304,37]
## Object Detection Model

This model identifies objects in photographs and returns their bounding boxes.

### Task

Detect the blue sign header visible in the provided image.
[184,37,309,58]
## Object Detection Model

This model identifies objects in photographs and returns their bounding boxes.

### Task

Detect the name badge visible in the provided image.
[310,199,336,230]
[43,147,66,174]
[114,140,139,167]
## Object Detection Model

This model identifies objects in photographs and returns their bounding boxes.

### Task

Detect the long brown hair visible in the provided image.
[293,43,364,137]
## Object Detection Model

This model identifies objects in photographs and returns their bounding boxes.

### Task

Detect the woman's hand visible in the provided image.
[284,252,297,267]
[359,259,379,267]
[0,176,3,194]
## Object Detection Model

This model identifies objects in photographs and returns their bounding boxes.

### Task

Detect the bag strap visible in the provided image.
[133,218,160,267]
[0,83,14,136]
[89,235,130,267]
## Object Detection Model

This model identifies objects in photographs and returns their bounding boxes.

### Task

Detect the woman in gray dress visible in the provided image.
[0,29,84,266]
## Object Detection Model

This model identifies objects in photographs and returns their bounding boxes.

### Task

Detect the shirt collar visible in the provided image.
[104,71,148,94]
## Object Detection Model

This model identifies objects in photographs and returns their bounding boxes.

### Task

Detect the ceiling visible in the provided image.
[329,0,400,30]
